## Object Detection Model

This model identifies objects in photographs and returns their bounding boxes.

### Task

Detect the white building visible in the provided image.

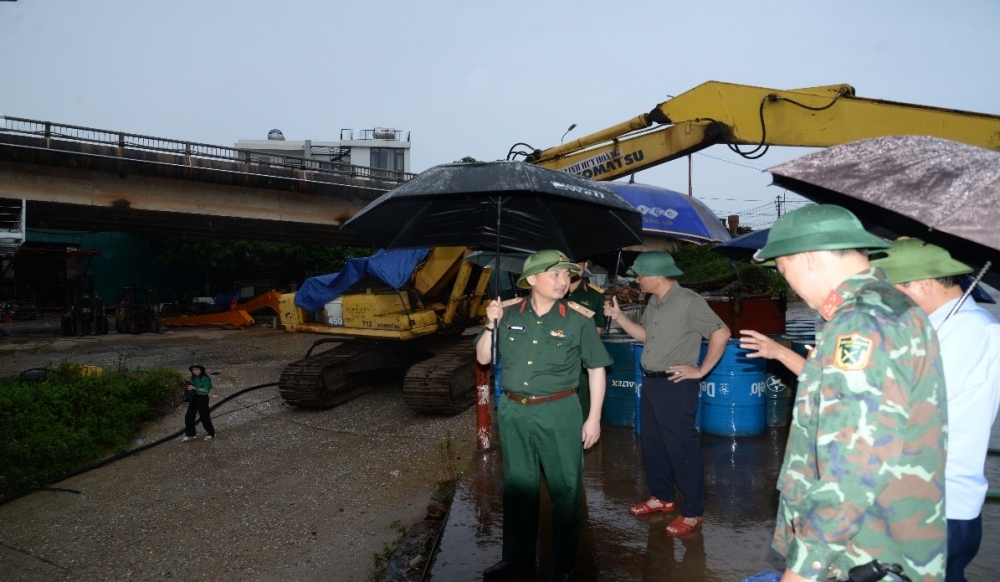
[236,128,411,177]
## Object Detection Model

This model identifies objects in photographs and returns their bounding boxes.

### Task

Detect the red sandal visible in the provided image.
[665,515,702,536]
[629,497,676,516]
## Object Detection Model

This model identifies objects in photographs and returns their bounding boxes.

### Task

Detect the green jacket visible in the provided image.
[772,268,947,581]
[487,296,612,396]
[189,374,213,396]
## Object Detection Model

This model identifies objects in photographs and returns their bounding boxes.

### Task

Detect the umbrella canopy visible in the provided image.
[342,161,644,259]
[710,228,770,261]
[603,182,732,244]
[769,135,1000,288]
[465,250,528,273]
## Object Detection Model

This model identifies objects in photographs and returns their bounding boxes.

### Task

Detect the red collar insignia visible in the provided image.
[818,290,844,321]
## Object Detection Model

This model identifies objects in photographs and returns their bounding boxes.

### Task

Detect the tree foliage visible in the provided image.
[152,238,371,291]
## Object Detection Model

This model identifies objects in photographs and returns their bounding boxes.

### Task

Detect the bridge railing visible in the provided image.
[1,116,416,184]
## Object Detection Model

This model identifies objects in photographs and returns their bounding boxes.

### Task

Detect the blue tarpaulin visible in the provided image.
[294,248,430,312]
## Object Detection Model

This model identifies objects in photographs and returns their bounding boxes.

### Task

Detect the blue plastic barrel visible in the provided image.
[602,337,640,427]
[699,339,767,436]
[764,373,793,427]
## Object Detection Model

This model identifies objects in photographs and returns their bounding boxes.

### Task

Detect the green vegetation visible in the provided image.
[672,242,794,299]
[367,519,407,582]
[152,238,371,291]
[0,363,183,497]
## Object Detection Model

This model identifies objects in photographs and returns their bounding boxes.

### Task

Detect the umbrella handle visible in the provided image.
[491,317,499,367]
[945,260,991,321]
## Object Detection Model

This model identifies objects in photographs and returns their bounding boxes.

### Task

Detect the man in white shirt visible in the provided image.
[872,237,1000,582]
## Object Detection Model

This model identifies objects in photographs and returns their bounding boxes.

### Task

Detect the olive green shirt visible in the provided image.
[638,283,726,372]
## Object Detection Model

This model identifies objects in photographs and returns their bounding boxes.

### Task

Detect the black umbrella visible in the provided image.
[341,161,644,259]
[343,161,644,365]
[768,135,1000,289]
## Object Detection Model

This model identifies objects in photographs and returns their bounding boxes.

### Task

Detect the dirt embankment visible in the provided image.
[0,319,476,581]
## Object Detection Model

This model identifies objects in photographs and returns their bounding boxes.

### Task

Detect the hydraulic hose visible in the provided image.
[0,380,279,507]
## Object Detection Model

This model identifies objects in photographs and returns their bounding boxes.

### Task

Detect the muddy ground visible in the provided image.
[0,316,477,581]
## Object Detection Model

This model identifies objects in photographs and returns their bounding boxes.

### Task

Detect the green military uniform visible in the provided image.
[755,205,948,582]
[483,294,612,573]
[564,280,607,418]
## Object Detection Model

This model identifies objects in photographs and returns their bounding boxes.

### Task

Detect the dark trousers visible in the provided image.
[185,394,215,437]
[639,376,704,517]
[946,514,982,582]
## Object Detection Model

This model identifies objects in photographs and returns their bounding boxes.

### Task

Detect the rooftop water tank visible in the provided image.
[373,128,397,140]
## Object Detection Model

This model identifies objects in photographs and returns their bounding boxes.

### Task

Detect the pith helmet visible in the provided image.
[626,251,684,278]
[869,237,973,284]
[753,204,889,261]
[516,249,581,289]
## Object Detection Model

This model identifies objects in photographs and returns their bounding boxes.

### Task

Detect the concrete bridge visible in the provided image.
[0,117,415,248]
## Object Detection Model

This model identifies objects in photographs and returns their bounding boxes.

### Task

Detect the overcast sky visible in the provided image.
[2,1,998,230]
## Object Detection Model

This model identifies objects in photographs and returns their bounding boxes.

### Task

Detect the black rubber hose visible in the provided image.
[0,381,279,507]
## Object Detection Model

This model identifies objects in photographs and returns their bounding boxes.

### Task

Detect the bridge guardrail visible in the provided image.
[0,116,416,184]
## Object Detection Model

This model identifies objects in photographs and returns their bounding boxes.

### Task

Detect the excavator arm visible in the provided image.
[519,81,1000,181]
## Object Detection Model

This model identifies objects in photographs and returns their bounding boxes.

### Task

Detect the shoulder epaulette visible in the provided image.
[567,300,595,319]
[587,282,605,294]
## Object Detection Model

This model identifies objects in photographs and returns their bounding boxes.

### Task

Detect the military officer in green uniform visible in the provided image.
[564,259,607,418]
[476,249,613,582]
[753,205,948,582]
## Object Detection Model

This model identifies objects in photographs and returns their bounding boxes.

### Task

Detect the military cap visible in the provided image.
[626,251,684,278]
[753,204,889,261]
[516,249,581,289]
[869,237,973,284]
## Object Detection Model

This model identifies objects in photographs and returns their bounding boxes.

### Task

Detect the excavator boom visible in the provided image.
[524,81,1000,181]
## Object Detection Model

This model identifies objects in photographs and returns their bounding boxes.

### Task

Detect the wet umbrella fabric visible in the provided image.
[465,251,528,274]
[342,161,644,259]
[603,182,732,244]
[768,135,1000,288]
[711,228,770,261]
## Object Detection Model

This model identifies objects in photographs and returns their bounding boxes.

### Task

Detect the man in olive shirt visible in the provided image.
[565,259,607,418]
[605,251,730,537]
[477,249,612,582]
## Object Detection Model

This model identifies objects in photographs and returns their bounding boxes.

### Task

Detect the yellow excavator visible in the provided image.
[278,81,1000,415]
[513,80,1000,178]
[278,246,496,413]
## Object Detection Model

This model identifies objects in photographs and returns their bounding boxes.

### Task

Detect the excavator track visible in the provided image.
[403,336,478,415]
[279,338,422,408]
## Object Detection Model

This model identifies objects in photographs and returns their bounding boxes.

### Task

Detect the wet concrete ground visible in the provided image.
[433,422,1000,581]
[431,297,1000,581]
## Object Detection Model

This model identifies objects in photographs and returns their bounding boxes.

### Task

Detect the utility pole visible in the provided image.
[687,155,693,196]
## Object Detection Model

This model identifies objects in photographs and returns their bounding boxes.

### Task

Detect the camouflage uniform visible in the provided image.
[565,281,607,418]
[772,268,947,581]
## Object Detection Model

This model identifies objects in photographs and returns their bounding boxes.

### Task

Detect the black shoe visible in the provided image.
[548,568,573,582]
[483,560,532,579]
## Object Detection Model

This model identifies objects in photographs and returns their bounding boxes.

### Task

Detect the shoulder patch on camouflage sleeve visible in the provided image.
[834,333,874,370]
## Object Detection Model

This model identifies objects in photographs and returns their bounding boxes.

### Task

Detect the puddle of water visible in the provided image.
[434,419,1000,580]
